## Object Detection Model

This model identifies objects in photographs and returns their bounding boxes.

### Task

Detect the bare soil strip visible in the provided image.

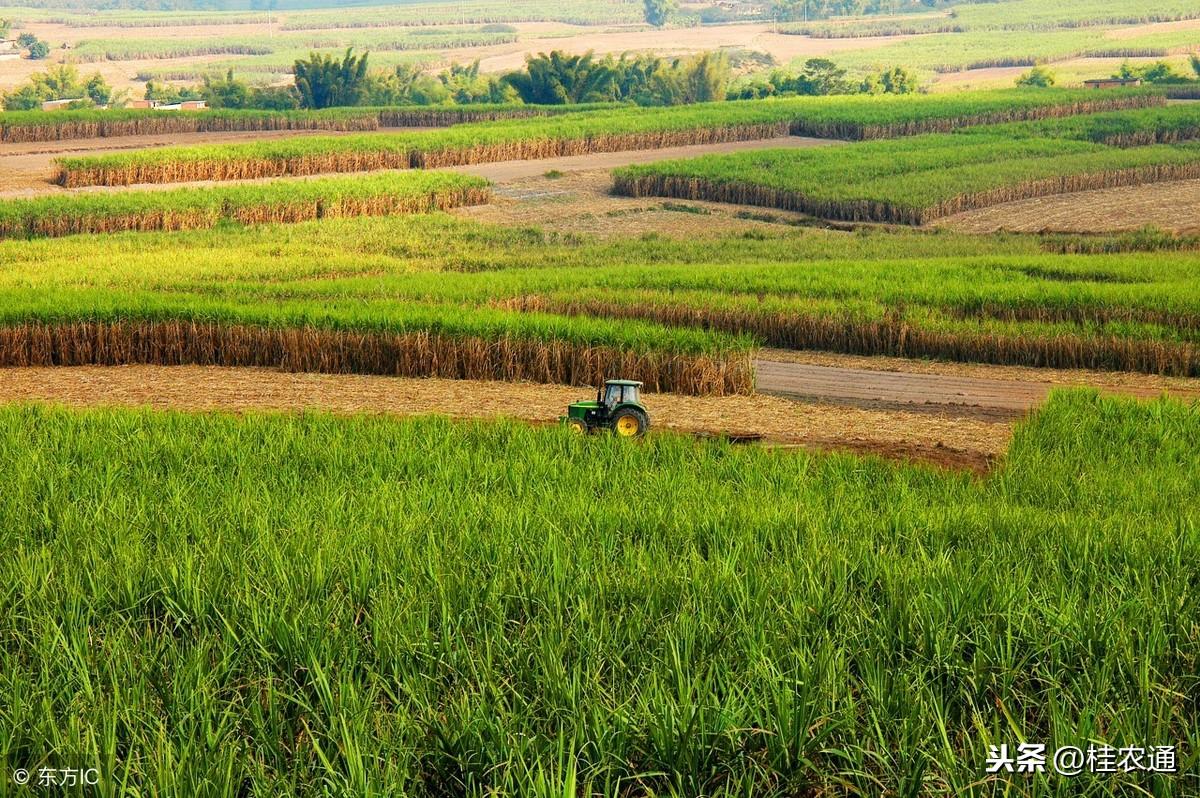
[760,348,1200,393]
[937,177,1200,235]
[755,357,1200,422]
[0,365,1011,473]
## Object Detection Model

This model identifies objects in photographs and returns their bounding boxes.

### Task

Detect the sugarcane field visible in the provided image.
[1,0,1200,795]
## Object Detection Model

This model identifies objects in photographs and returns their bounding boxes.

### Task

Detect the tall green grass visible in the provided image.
[0,171,491,238]
[0,392,1197,795]
[2,214,1200,375]
[613,135,1200,224]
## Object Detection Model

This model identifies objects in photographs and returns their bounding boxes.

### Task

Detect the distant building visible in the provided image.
[1083,78,1143,89]
[126,99,154,109]
[152,100,208,111]
[0,39,19,60]
[41,98,86,111]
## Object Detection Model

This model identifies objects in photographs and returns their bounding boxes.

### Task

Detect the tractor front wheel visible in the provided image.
[565,418,588,434]
[611,408,649,438]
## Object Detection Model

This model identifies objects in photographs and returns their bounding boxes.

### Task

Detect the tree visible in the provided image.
[144,80,202,104]
[796,58,850,95]
[293,48,370,109]
[1115,59,1186,85]
[202,69,250,109]
[1015,66,1055,88]
[1192,54,1200,80]
[249,85,300,110]
[643,0,676,27]
[504,51,618,105]
[684,51,729,102]
[17,32,37,48]
[27,40,49,59]
[84,73,113,106]
[0,19,11,39]
[2,86,41,111]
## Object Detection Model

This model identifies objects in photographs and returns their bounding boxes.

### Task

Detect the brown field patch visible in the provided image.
[935,178,1200,235]
[759,348,1200,397]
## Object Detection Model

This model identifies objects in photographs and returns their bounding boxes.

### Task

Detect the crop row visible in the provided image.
[52,90,1159,187]
[0,103,620,144]
[69,30,518,63]
[612,136,1200,225]
[0,172,492,239]
[786,0,1200,37]
[4,215,1200,379]
[830,27,1200,75]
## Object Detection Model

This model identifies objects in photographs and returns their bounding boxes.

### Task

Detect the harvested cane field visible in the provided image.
[0,172,491,238]
[52,90,1160,187]
[4,213,1200,381]
[2,391,1199,793]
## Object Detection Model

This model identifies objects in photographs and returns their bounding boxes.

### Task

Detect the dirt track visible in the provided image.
[0,363,1012,472]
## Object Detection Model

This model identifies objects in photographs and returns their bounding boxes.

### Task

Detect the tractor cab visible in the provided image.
[602,379,641,410]
[561,379,650,437]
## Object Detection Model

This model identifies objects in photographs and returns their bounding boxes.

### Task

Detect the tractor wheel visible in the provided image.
[565,418,588,435]
[611,407,649,438]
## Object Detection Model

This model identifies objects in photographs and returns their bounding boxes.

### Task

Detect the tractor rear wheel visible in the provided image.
[611,407,649,438]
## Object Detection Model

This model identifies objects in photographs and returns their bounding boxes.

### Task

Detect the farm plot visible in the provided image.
[787,0,1200,37]
[613,135,1200,224]
[0,103,617,144]
[68,29,519,63]
[1,390,1197,794]
[53,90,1158,187]
[3,214,1200,381]
[0,172,491,238]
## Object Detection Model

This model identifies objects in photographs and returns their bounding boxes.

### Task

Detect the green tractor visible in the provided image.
[561,379,650,438]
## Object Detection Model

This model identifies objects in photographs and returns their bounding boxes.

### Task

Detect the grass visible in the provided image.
[53,90,1158,187]
[0,171,491,238]
[613,134,1200,224]
[2,213,1200,376]
[0,391,1197,794]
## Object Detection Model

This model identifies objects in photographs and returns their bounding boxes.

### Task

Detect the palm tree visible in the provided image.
[293,48,369,109]
[504,51,618,105]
